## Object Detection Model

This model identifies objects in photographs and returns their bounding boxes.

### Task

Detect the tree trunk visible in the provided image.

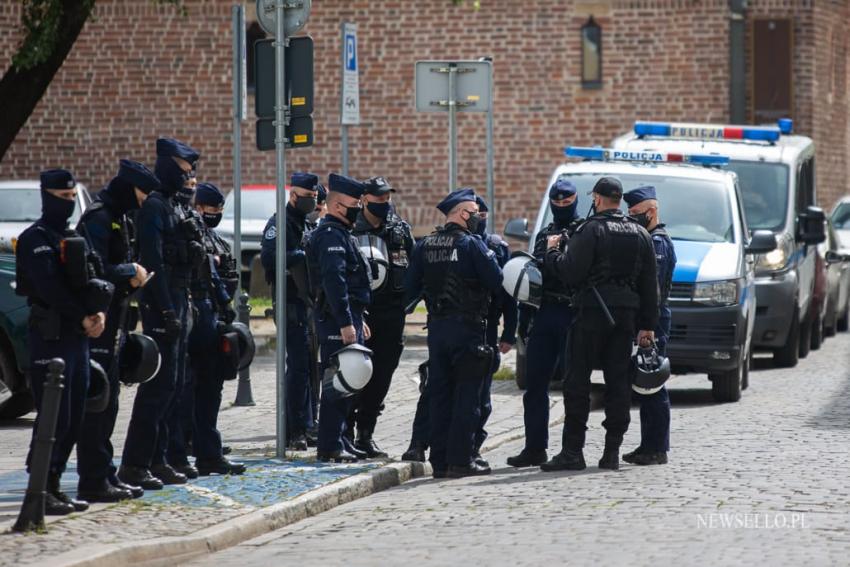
[0,0,94,162]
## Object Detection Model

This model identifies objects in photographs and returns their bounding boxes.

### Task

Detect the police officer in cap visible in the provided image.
[16,168,109,514]
[188,182,246,475]
[349,176,415,458]
[406,188,502,478]
[307,174,372,462]
[75,160,159,502]
[623,185,676,466]
[120,138,201,489]
[507,179,580,467]
[261,172,321,450]
[540,177,657,472]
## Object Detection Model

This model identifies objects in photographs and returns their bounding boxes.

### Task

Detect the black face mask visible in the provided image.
[176,186,195,207]
[474,216,488,236]
[294,194,317,216]
[202,212,222,228]
[551,201,578,227]
[41,190,76,228]
[155,156,193,195]
[464,211,481,234]
[366,201,391,221]
[343,204,361,225]
[632,212,651,228]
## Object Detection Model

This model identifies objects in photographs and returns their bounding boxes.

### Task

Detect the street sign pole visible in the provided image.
[340,22,360,176]
[483,58,495,227]
[447,63,458,192]
[340,22,349,176]
[274,0,288,459]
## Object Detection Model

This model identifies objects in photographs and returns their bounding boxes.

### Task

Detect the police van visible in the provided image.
[612,121,826,367]
[506,148,777,402]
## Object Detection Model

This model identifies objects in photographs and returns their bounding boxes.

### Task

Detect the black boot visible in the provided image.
[197,457,247,475]
[172,461,199,480]
[316,449,359,463]
[598,449,620,470]
[622,447,644,464]
[472,451,489,469]
[401,441,427,462]
[48,474,89,512]
[110,476,144,499]
[506,448,548,468]
[342,436,368,460]
[355,428,388,459]
[77,478,133,503]
[45,492,75,516]
[288,432,308,451]
[630,451,668,466]
[447,461,491,478]
[150,464,188,485]
[540,449,586,472]
[117,465,164,490]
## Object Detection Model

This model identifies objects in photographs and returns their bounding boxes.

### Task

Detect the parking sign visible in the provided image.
[341,22,360,125]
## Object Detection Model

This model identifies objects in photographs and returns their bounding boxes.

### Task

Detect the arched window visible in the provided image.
[581,16,602,89]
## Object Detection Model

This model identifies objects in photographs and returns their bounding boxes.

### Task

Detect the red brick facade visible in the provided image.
[1,0,848,235]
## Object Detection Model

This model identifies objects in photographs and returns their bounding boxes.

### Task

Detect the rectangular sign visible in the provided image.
[254,37,314,119]
[256,116,314,151]
[341,22,360,125]
[415,60,492,113]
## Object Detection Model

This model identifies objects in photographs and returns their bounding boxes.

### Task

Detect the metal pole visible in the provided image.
[233,5,255,407]
[274,0,288,459]
[484,60,495,228]
[448,63,458,192]
[340,22,349,177]
[728,0,747,123]
[13,359,64,533]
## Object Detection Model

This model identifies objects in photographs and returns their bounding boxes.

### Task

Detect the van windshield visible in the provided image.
[544,172,735,243]
[725,161,789,231]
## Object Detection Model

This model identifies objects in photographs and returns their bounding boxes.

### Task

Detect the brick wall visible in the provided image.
[0,0,847,233]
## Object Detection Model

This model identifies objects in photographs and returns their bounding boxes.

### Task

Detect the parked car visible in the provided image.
[821,220,850,337]
[0,253,31,419]
[0,180,91,253]
[830,196,850,249]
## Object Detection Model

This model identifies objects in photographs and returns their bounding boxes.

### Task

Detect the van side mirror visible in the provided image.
[746,230,777,254]
[797,206,826,245]
[825,250,844,264]
[504,218,531,242]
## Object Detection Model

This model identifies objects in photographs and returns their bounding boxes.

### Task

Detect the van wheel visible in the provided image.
[798,310,812,359]
[773,311,800,368]
[810,310,825,350]
[838,305,849,332]
[710,351,743,403]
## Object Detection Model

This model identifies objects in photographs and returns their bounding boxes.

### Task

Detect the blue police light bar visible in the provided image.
[634,121,781,143]
[777,118,793,134]
[565,146,730,166]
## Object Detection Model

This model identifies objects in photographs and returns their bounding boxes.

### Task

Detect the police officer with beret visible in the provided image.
[261,172,321,451]
[188,182,246,475]
[307,174,372,462]
[120,138,203,489]
[349,176,415,458]
[508,179,580,468]
[75,160,158,502]
[540,177,657,472]
[406,188,502,478]
[16,169,110,514]
[623,185,676,466]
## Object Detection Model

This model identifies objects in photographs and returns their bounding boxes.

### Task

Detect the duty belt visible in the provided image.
[542,291,572,304]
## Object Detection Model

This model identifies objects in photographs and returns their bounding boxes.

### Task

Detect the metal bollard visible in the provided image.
[233,292,256,406]
[13,358,65,533]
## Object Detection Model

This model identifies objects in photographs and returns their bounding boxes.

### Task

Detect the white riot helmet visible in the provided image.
[502,251,543,308]
[359,245,389,291]
[324,343,374,398]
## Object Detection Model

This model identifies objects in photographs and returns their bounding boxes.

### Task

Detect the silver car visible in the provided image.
[0,180,92,252]
[217,184,289,272]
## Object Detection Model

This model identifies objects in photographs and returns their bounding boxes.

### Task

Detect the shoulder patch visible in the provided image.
[264,225,277,240]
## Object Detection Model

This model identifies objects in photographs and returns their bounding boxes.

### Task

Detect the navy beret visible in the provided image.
[623,185,657,208]
[437,188,477,216]
[40,168,75,190]
[328,173,365,199]
[364,176,396,196]
[118,159,160,194]
[195,182,225,206]
[317,184,327,203]
[475,195,489,213]
[291,172,319,191]
[549,179,577,200]
[592,177,623,199]
[156,137,200,164]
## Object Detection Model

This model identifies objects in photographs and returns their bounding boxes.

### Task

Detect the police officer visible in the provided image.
[75,160,159,502]
[307,174,372,462]
[350,176,415,458]
[16,169,109,514]
[540,177,657,472]
[623,186,675,466]
[188,182,247,475]
[120,138,202,489]
[507,179,580,467]
[406,188,503,478]
[261,172,321,450]
[472,196,516,467]
[305,183,327,441]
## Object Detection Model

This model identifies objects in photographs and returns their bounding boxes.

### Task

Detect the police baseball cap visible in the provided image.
[364,177,396,196]
[590,177,623,199]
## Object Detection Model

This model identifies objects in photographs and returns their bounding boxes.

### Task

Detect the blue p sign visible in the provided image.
[345,34,357,71]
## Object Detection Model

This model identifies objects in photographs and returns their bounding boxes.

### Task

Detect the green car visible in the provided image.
[0,253,32,419]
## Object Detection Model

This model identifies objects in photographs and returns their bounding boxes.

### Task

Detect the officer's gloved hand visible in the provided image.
[162,309,182,340]
[222,306,237,325]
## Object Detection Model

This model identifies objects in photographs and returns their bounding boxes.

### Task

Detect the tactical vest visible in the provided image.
[583,213,644,291]
[78,200,134,297]
[193,227,239,301]
[354,214,411,304]
[536,222,574,302]
[421,228,490,323]
[156,194,205,288]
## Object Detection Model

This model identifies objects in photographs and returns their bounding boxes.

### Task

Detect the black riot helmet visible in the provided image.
[631,344,671,395]
[227,321,256,370]
[119,332,161,385]
[85,360,110,413]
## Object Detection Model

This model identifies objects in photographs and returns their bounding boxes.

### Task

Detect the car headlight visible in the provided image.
[756,235,792,273]
[693,279,739,306]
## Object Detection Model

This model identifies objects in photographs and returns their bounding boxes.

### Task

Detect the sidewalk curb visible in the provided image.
[40,461,431,567]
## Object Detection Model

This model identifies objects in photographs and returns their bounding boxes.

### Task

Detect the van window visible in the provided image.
[726,161,789,231]
[831,202,850,229]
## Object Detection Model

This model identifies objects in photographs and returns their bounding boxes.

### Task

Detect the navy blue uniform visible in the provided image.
[637,224,676,453]
[406,223,502,471]
[75,187,138,488]
[307,216,372,453]
[262,205,316,439]
[16,220,92,477]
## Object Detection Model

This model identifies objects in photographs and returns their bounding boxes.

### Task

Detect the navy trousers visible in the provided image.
[27,328,90,477]
[187,298,226,461]
[286,300,314,438]
[522,302,572,451]
[474,314,502,451]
